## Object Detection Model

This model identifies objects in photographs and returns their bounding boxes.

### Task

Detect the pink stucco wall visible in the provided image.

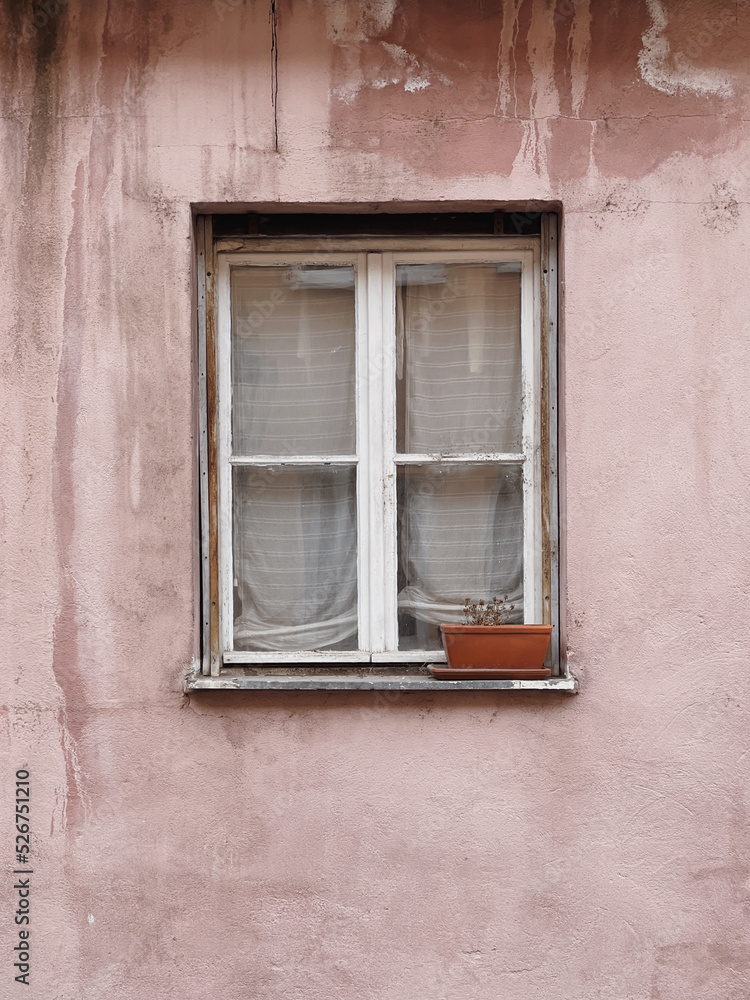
[2,1,750,996]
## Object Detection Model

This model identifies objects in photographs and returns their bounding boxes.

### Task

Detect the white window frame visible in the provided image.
[196,226,561,680]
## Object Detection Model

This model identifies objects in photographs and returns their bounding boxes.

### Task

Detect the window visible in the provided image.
[196,213,562,684]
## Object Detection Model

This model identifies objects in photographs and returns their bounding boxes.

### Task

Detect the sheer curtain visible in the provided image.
[396,264,524,640]
[396,263,522,453]
[228,260,526,652]
[231,266,358,651]
[231,266,356,456]
[397,465,524,631]
[233,467,357,651]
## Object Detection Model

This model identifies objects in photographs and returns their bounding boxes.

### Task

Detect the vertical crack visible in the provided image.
[270,0,279,152]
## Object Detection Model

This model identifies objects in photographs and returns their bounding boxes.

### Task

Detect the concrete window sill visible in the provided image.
[185,669,579,693]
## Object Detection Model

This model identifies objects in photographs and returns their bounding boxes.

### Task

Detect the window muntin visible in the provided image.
[215,244,542,665]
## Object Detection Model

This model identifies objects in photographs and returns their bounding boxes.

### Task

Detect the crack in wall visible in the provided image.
[270,0,279,151]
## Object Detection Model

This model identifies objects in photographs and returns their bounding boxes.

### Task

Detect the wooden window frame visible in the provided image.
[196,217,562,681]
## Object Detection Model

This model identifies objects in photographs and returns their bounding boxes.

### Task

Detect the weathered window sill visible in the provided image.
[185,667,579,693]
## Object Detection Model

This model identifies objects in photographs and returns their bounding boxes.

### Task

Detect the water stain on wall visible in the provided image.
[323,0,746,184]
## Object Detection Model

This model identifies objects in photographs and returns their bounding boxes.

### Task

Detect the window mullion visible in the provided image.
[363,252,394,653]
[355,253,372,653]
[365,252,383,652]
[380,253,398,651]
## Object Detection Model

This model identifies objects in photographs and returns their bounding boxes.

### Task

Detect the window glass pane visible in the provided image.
[231,266,356,456]
[397,464,523,651]
[233,465,358,651]
[396,263,522,454]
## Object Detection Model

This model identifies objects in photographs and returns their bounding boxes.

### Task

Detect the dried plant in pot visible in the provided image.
[438,597,552,676]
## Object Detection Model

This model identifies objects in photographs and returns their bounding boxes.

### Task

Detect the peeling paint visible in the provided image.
[332,38,451,102]
[701,180,739,233]
[323,0,398,44]
[639,0,733,98]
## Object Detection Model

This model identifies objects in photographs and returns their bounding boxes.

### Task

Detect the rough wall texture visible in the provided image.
[1,0,750,997]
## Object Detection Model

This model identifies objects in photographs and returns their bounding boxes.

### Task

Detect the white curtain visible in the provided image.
[231,266,358,651]
[396,264,524,631]
[396,263,522,454]
[398,465,524,628]
[228,262,525,651]
[231,266,356,456]
[233,467,358,651]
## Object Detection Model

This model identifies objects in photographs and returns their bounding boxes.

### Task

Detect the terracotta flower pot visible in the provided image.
[440,624,553,671]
